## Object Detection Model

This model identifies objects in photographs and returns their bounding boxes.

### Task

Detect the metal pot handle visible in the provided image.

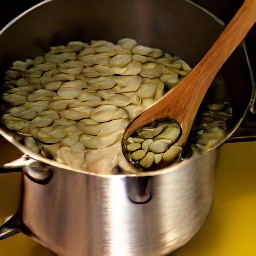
[0,157,27,240]
[2,155,53,184]
[0,214,21,240]
[0,156,53,240]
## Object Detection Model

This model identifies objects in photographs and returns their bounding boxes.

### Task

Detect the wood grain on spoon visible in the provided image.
[123,0,256,149]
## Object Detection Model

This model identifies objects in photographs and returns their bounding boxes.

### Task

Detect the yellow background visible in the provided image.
[0,138,256,256]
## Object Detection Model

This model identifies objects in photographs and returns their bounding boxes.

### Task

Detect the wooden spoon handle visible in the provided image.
[173,0,256,146]
[193,0,256,83]
[124,0,256,145]
[178,0,256,144]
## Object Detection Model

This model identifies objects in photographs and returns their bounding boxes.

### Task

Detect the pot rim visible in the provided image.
[0,125,232,178]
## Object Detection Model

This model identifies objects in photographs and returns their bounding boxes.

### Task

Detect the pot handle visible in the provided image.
[0,156,53,240]
[1,155,53,184]
[0,157,26,240]
[0,214,21,240]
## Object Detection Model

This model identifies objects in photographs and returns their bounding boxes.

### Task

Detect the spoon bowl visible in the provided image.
[122,0,256,168]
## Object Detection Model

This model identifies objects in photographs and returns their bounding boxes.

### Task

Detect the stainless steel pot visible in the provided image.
[0,0,255,255]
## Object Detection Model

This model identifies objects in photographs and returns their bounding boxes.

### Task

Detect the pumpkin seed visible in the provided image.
[36,62,57,72]
[9,107,36,120]
[60,107,92,120]
[45,52,76,63]
[2,114,28,131]
[142,139,153,150]
[24,136,41,153]
[31,126,66,143]
[80,130,122,149]
[131,149,146,161]
[3,93,27,106]
[45,81,62,91]
[123,61,141,75]
[148,141,169,153]
[77,119,128,136]
[30,116,54,128]
[25,101,49,112]
[110,54,132,67]
[154,153,163,165]
[127,143,141,152]
[90,105,128,122]
[139,152,155,169]
[162,145,182,164]
[132,137,145,143]
[117,38,137,49]
[155,125,181,142]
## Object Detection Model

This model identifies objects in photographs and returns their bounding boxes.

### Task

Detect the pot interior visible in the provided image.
[0,0,253,173]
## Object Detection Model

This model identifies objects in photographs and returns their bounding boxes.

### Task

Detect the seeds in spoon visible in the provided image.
[125,118,182,170]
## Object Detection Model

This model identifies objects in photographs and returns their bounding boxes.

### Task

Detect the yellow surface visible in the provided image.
[172,141,256,256]
[0,140,256,255]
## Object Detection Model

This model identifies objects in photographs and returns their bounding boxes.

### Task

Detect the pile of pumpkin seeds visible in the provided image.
[0,38,232,174]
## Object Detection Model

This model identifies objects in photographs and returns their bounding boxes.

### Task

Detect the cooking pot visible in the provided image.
[0,0,255,255]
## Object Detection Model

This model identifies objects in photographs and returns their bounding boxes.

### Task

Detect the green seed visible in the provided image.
[155,125,180,142]
[131,149,146,161]
[151,123,169,137]
[148,141,169,153]
[139,152,155,169]
[127,142,141,152]
[139,130,154,139]
[132,137,145,143]
[127,137,134,143]
[162,145,182,164]
[142,139,153,150]
[154,153,163,164]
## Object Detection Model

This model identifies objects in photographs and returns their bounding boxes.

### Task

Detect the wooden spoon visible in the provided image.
[122,0,256,161]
